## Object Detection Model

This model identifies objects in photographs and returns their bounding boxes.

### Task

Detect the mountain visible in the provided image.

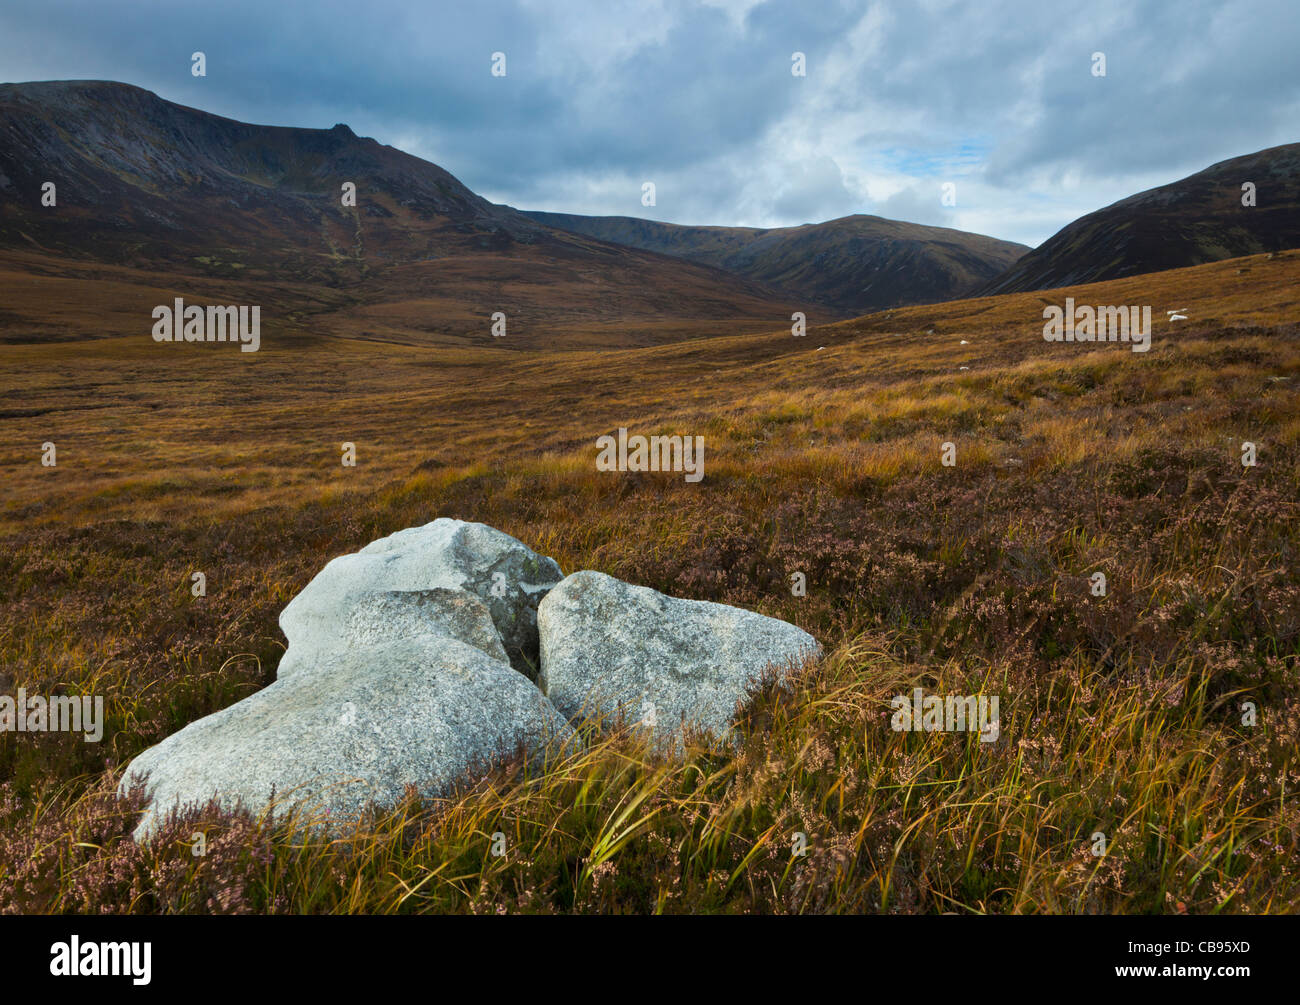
[981,143,1300,295]
[521,210,1029,315]
[0,80,543,271]
[0,80,794,347]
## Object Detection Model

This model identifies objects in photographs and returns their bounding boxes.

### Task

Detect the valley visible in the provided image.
[1,78,1297,916]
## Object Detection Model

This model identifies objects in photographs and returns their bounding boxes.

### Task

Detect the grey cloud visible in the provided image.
[0,0,1295,247]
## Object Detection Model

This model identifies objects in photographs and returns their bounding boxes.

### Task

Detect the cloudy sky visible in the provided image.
[2,0,1297,246]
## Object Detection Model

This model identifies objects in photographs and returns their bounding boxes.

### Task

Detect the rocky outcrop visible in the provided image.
[278,519,562,679]
[122,636,573,841]
[538,570,820,750]
[120,519,819,840]
[277,587,509,675]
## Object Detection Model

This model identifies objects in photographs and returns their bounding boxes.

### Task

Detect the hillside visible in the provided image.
[2,77,1298,919]
[1,250,1297,913]
[0,80,795,347]
[523,210,1029,315]
[981,142,1300,294]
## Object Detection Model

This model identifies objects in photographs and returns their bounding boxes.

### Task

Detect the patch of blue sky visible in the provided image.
[874,139,992,179]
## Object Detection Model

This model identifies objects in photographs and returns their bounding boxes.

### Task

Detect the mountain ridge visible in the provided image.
[979,143,1300,295]
[0,79,804,347]
[522,209,1029,315]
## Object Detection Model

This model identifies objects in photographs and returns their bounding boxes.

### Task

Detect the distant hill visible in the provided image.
[522,210,1029,315]
[980,143,1300,295]
[0,80,795,346]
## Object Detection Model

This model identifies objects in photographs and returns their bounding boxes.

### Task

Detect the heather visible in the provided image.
[1,254,1298,913]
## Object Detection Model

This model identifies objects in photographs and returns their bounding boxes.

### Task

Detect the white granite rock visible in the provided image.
[538,570,820,750]
[122,636,573,841]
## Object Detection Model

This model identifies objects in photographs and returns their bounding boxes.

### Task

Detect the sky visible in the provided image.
[2,0,1297,247]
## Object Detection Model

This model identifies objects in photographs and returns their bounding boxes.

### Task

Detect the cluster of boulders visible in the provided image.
[121,519,819,840]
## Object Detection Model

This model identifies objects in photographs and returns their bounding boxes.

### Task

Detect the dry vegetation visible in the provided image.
[1,252,1298,913]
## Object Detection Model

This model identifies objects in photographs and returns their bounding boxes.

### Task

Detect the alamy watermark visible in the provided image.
[595,427,704,483]
[0,689,104,742]
[890,687,1000,742]
[50,937,150,985]
[1043,297,1151,353]
[152,298,261,352]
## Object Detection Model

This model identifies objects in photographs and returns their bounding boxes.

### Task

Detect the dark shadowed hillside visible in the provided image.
[522,209,1029,315]
[980,142,1300,294]
[0,80,540,272]
[0,80,796,346]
